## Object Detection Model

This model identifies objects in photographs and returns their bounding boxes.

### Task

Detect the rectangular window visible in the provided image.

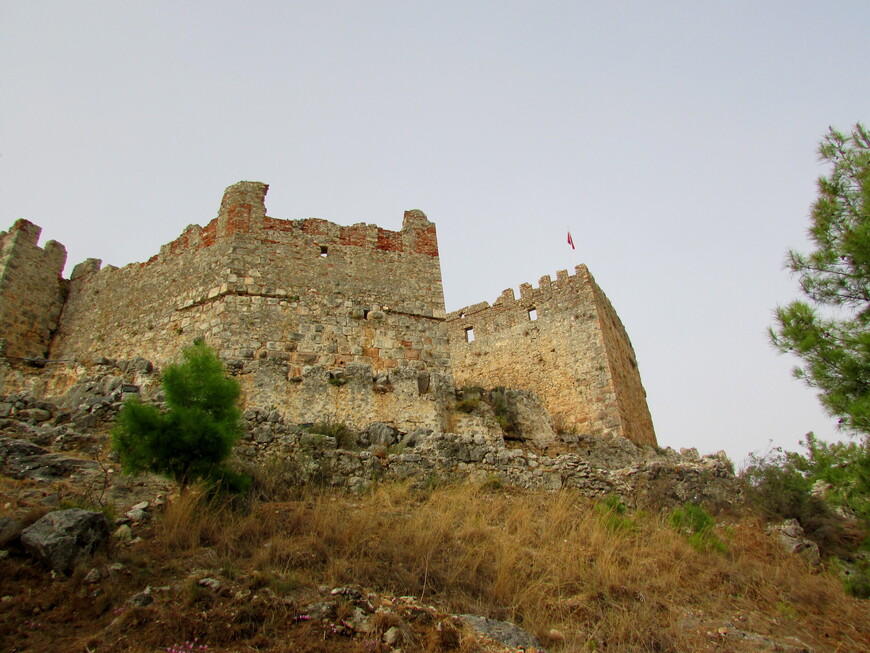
[528,308,538,321]
[465,327,475,342]
[319,246,328,257]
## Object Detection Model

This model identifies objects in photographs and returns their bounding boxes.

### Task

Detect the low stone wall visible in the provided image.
[0,360,741,511]
[239,410,740,509]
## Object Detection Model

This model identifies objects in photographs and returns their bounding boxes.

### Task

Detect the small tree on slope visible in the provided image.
[112,341,243,490]
[771,124,870,436]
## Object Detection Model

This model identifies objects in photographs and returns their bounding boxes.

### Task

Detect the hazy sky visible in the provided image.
[2,2,868,465]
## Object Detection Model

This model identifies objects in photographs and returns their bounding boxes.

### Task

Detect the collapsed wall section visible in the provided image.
[446,265,656,446]
[0,220,67,358]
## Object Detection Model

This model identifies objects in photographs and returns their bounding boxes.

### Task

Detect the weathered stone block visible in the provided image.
[21,509,110,573]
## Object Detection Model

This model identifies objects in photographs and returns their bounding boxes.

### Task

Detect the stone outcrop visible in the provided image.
[459,614,545,651]
[20,508,110,573]
[766,518,822,566]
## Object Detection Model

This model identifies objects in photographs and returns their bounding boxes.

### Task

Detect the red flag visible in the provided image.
[567,231,575,250]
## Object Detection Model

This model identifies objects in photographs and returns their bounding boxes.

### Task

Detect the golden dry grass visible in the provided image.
[3,479,870,651]
[130,481,870,652]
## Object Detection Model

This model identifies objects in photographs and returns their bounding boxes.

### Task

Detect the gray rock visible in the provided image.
[126,508,149,522]
[114,524,133,542]
[20,509,110,573]
[767,519,821,566]
[83,567,102,583]
[198,577,222,590]
[373,374,392,394]
[73,413,98,429]
[0,436,100,480]
[459,614,545,651]
[132,357,153,374]
[306,601,338,620]
[16,408,52,423]
[255,426,275,444]
[366,422,399,446]
[0,516,25,547]
[129,590,153,607]
[384,625,403,646]
[401,428,432,448]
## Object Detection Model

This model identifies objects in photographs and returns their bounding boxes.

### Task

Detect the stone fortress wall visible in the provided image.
[51,182,449,374]
[445,266,656,446]
[0,221,67,359]
[0,181,656,444]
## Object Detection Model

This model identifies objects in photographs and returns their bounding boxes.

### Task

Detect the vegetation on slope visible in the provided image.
[2,479,870,652]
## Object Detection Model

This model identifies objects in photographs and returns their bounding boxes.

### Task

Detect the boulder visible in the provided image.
[0,516,25,547]
[21,509,110,573]
[459,614,546,651]
[401,428,433,448]
[366,422,400,447]
[767,519,821,566]
[16,408,52,423]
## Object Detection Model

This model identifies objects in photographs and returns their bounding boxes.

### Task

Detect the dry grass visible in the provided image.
[3,481,870,651]
[140,482,870,651]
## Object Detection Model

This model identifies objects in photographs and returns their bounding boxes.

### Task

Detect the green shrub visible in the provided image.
[669,503,727,553]
[112,342,245,490]
[741,437,868,557]
[487,387,520,436]
[456,386,484,413]
[595,495,635,532]
[308,420,357,449]
[456,398,480,413]
[479,474,504,492]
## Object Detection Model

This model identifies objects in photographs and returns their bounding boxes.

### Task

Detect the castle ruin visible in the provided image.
[0,181,656,446]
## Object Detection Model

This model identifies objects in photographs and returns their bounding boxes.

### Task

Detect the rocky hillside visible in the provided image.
[1,358,869,651]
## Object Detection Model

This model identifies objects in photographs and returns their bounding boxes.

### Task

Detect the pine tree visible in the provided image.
[112,341,243,489]
[771,124,870,435]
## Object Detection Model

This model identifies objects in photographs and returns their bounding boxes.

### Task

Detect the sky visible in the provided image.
[2,2,868,466]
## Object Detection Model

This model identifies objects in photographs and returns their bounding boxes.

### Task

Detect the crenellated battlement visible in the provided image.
[447,265,594,320]
[66,183,439,292]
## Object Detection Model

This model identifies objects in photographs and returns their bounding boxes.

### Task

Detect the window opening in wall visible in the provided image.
[528,308,538,321]
[363,309,370,319]
[465,327,475,342]
[319,246,328,257]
